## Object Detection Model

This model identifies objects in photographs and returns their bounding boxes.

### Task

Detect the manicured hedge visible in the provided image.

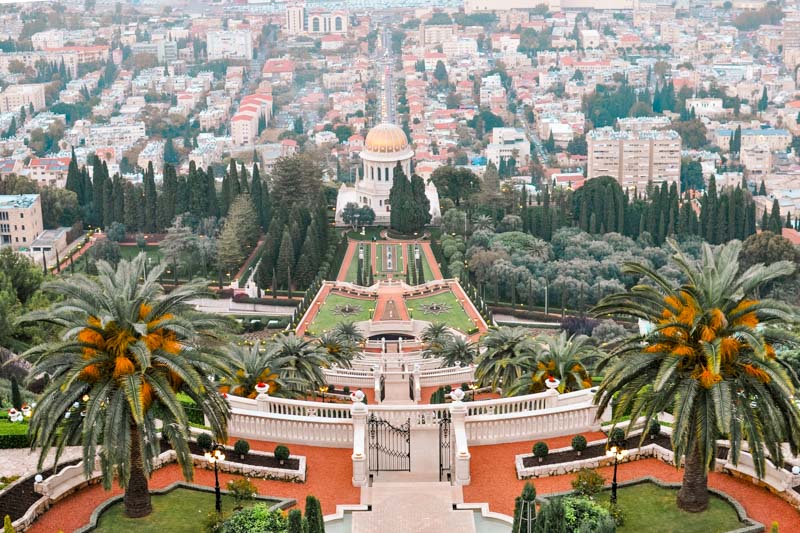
[0,433,30,448]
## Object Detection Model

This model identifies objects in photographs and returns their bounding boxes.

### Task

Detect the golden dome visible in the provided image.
[364,123,409,153]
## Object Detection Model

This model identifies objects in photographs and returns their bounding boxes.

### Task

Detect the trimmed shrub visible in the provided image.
[196,432,213,451]
[533,441,549,462]
[571,468,605,498]
[10,376,22,410]
[648,420,661,439]
[287,509,303,533]
[221,503,287,533]
[571,435,588,455]
[512,482,536,533]
[343,386,350,395]
[608,428,625,447]
[305,495,324,533]
[274,445,290,464]
[233,439,250,458]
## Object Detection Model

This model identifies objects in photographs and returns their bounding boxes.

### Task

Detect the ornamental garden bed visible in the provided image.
[521,434,673,469]
[160,439,306,482]
[0,459,81,523]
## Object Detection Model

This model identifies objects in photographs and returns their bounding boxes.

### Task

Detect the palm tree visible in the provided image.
[17,255,232,518]
[593,241,800,512]
[476,327,535,394]
[223,341,286,398]
[472,214,494,232]
[507,331,599,395]
[437,336,479,368]
[266,333,330,395]
[331,321,365,346]
[421,322,453,358]
[316,331,356,369]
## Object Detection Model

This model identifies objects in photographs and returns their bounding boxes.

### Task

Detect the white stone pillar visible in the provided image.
[351,391,369,487]
[544,388,559,409]
[449,389,471,486]
[412,363,422,403]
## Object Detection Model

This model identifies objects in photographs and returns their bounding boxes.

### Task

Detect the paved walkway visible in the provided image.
[353,482,473,532]
[374,286,409,321]
[27,438,359,533]
[464,438,800,530]
[0,446,84,478]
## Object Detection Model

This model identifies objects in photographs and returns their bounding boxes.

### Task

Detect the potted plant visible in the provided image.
[196,432,213,452]
[234,439,250,460]
[571,435,587,457]
[533,441,549,463]
[274,445,290,466]
[648,420,661,440]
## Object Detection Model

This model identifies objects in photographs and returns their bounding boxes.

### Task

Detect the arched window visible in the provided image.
[335,17,343,32]
[312,18,320,32]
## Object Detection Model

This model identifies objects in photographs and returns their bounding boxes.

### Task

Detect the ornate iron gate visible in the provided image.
[379,375,386,402]
[438,411,452,482]
[368,415,411,474]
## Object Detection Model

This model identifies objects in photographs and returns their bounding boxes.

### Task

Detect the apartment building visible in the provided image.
[0,194,43,250]
[207,30,253,61]
[587,127,681,191]
[131,41,178,64]
[715,127,791,152]
[27,157,71,188]
[486,128,531,168]
[285,2,305,35]
[0,84,46,114]
[685,98,725,117]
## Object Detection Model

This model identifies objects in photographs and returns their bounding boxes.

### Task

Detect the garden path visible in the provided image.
[0,446,83,478]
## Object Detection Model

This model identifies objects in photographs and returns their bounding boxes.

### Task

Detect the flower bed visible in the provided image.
[516,433,676,479]
[164,439,306,482]
[0,459,82,526]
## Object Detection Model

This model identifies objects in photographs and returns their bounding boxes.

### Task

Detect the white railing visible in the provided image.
[228,407,353,447]
[323,367,374,388]
[465,404,600,446]
[34,460,98,501]
[419,366,476,387]
[465,390,554,417]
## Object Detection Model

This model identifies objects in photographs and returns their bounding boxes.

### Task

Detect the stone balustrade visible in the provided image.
[465,403,600,446]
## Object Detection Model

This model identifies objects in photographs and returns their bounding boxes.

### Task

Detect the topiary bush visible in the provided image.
[196,432,213,451]
[233,439,250,459]
[648,420,661,439]
[571,435,588,455]
[608,428,625,447]
[533,441,549,462]
[274,445,290,465]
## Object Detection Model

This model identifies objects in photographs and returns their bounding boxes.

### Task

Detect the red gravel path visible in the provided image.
[27,439,359,533]
[464,441,800,529]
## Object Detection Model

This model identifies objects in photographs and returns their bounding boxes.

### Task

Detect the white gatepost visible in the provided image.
[449,389,471,486]
[255,384,270,412]
[373,365,382,403]
[351,391,369,487]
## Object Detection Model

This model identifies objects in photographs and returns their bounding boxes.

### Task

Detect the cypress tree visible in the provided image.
[143,162,157,232]
[287,509,303,533]
[276,229,295,289]
[102,181,113,228]
[228,159,240,197]
[123,181,138,231]
[111,173,124,224]
[175,174,189,217]
[239,162,249,194]
[91,156,106,227]
[255,248,274,293]
[769,198,782,234]
[250,163,264,229]
[158,164,177,229]
[294,234,318,289]
[356,250,363,286]
[704,175,718,243]
[10,375,22,409]
[758,180,767,196]
[66,148,82,201]
[206,166,219,218]
[761,208,769,231]
[304,496,324,533]
[81,167,93,206]
[368,266,374,286]
[220,170,232,217]
[512,482,536,533]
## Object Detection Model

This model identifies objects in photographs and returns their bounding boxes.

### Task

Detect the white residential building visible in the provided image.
[207,30,253,61]
[486,128,531,167]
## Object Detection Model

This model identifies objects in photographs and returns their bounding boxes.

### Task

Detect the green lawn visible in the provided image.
[345,227,386,241]
[307,293,375,334]
[118,244,163,262]
[376,244,403,275]
[615,483,745,533]
[407,291,475,333]
[93,487,280,533]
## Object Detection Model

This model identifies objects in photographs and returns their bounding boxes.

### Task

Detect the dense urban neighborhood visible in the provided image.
[1,1,800,532]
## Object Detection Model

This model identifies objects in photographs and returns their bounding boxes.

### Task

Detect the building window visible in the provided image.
[312,18,320,32]
[0,212,7,220]
[335,17,342,32]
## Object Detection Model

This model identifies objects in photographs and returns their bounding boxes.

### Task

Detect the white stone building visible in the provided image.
[335,123,441,226]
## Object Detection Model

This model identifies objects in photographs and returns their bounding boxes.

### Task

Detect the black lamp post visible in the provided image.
[204,444,226,513]
[606,444,626,504]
